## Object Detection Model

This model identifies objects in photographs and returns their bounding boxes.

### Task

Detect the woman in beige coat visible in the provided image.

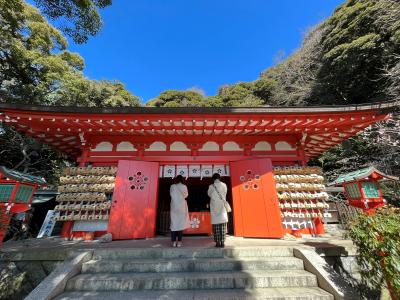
[170,175,190,247]
[207,173,229,248]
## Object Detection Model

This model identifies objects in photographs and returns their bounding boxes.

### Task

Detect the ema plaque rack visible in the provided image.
[274,166,330,232]
[54,167,117,221]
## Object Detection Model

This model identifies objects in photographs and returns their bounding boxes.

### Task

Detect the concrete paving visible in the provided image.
[1,235,356,259]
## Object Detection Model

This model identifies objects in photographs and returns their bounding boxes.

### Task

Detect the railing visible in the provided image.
[335,199,362,229]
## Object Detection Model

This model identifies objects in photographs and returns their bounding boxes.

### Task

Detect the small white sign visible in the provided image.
[176,165,189,178]
[213,165,227,177]
[189,165,201,177]
[163,165,176,178]
[201,165,213,178]
[37,210,58,238]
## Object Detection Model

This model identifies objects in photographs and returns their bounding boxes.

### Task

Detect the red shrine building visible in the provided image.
[0,102,395,240]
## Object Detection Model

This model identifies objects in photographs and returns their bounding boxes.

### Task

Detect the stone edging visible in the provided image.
[24,250,92,300]
[293,247,360,300]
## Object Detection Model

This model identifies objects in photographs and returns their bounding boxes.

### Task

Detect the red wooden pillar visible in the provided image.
[189,143,201,156]
[78,147,90,167]
[297,144,307,166]
[314,217,325,234]
[60,221,74,239]
[241,143,254,156]
[0,206,11,245]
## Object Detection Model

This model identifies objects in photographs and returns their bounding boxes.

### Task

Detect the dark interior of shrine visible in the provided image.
[156,177,233,234]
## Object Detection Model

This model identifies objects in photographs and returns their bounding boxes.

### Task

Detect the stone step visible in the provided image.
[82,257,304,273]
[92,247,294,260]
[66,270,317,291]
[55,287,334,300]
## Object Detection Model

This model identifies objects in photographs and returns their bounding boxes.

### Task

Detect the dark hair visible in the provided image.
[212,173,221,181]
[175,175,184,184]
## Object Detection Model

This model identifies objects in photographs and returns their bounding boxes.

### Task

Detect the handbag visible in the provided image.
[213,183,232,213]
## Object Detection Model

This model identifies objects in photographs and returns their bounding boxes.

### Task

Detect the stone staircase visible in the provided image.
[54,247,334,300]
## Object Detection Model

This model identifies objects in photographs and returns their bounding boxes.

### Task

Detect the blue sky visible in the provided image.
[67,0,345,103]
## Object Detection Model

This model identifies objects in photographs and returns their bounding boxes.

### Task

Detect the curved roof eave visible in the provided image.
[0,100,397,115]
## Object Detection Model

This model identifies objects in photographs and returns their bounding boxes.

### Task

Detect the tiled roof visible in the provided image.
[328,166,398,186]
[0,166,47,185]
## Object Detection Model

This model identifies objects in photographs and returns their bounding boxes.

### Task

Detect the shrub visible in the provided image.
[347,206,400,299]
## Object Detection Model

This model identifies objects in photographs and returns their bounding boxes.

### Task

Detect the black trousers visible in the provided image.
[171,230,183,242]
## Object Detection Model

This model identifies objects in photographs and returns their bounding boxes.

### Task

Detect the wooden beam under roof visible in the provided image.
[0,101,395,159]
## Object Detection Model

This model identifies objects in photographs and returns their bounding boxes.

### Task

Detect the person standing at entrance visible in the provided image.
[170,175,190,247]
[208,173,229,248]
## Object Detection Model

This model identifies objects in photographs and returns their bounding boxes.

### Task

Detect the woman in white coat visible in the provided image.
[208,173,229,248]
[170,175,190,247]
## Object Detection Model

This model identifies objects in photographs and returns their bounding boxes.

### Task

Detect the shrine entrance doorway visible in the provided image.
[156,177,234,236]
[108,158,283,240]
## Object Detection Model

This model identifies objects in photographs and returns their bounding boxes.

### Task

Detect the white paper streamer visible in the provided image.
[189,165,201,177]
[213,164,227,177]
[176,165,189,178]
[160,164,230,179]
[163,165,176,178]
[201,165,213,179]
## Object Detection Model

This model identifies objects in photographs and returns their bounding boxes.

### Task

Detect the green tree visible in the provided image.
[261,24,327,106]
[216,83,263,107]
[258,0,400,106]
[50,79,140,107]
[147,90,207,107]
[0,0,139,181]
[0,1,84,104]
[0,124,67,184]
[0,0,139,106]
[315,0,400,105]
[385,56,400,101]
[214,78,276,107]
[33,0,112,44]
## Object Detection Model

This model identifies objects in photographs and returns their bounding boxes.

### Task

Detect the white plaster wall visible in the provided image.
[170,141,190,151]
[199,141,219,151]
[275,141,295,151]
[116,141,136,151]
[222,141,242,151]
[146,141,167,151]
[252,141,272,151]
[91,141,113,152]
